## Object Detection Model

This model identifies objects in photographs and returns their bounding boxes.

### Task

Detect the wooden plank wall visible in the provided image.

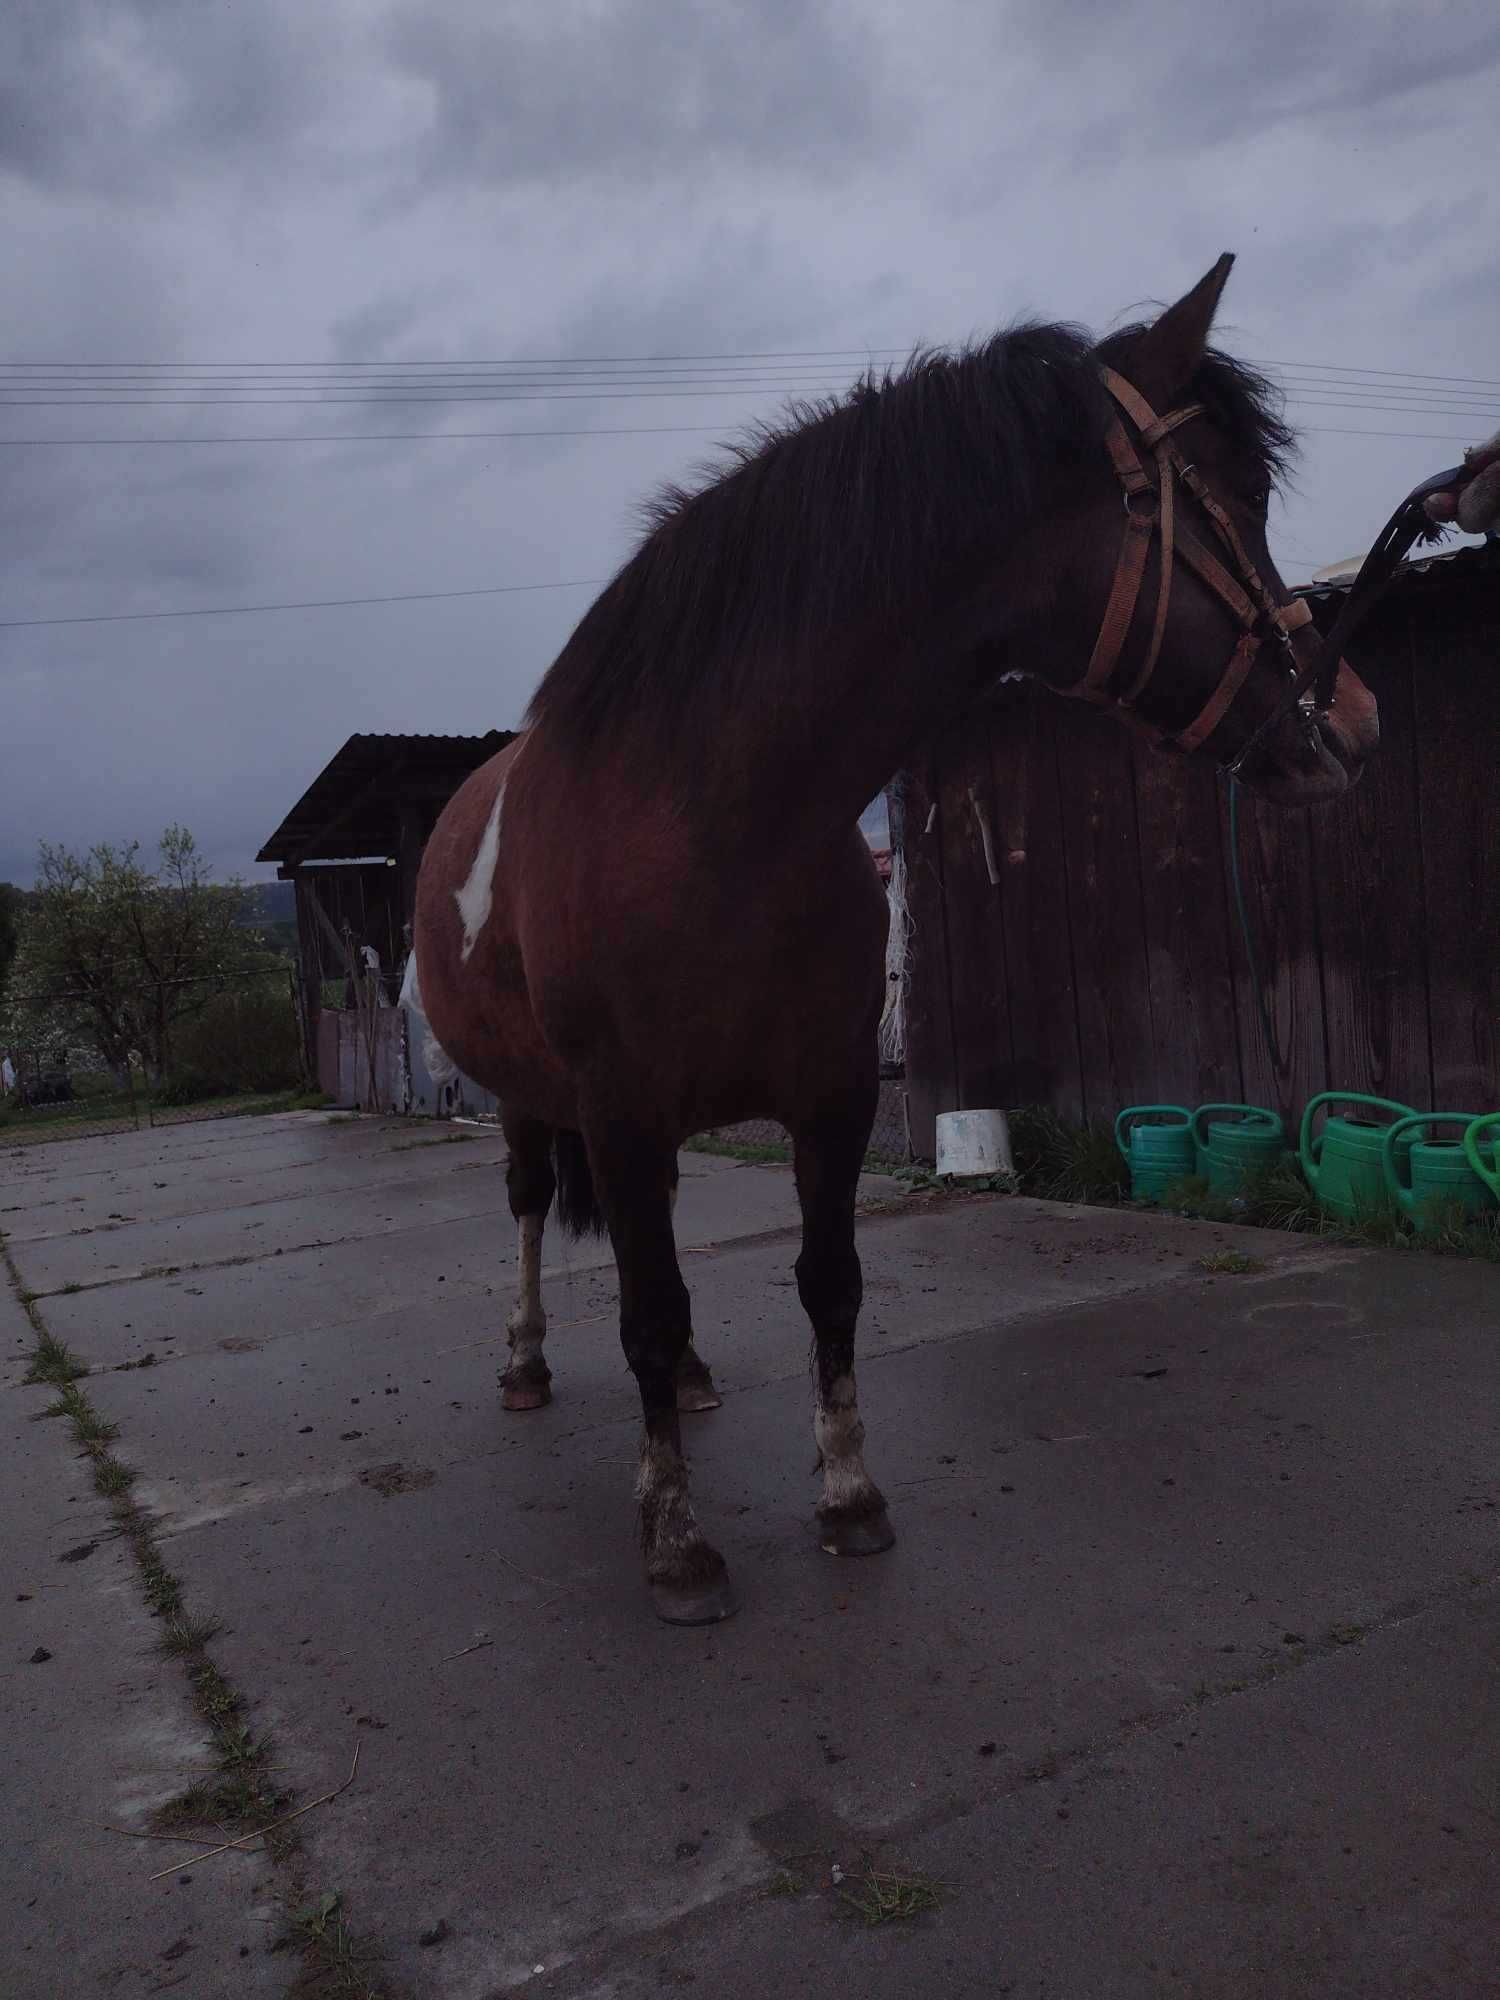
[899,561,1499,1153]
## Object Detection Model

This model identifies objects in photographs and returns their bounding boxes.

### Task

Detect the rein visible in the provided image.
[1227,459,1466,776]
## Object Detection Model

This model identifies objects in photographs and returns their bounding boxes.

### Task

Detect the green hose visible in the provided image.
[1228,777,1286,1079]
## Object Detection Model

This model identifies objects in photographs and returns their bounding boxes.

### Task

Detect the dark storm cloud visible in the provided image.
[0,0,347,197]
[384,0,903,187]
[1003,0,1500,156]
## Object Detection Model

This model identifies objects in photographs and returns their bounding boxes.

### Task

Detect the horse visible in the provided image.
[408,253,1381,1625]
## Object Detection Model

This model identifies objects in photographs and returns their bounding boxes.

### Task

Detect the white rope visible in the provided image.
[879,848,913,1068]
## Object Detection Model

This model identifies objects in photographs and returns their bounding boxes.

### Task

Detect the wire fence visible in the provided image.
[0,971,312,1150]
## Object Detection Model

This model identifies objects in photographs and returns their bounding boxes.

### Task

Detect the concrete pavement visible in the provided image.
[3,1109,1497,1998]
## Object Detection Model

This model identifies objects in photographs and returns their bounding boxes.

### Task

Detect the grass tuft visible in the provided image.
[24,1330,89,1385]
[93,1454,135,1496]
[159,1611,224,1657]
[837,1860,945,1927]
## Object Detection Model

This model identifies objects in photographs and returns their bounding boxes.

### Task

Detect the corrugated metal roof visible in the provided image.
[1295,536,1499,602]
[258,730,513,865]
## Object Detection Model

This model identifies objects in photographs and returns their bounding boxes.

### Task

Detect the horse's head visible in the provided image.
[1029,254,1378,806]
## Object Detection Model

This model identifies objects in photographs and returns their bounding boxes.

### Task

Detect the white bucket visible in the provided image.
[935,1108,1015,1180]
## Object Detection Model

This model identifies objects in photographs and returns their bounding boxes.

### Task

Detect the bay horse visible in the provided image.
[410,255,1380,1624]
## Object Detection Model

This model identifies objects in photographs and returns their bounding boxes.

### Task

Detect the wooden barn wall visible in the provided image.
[900,575,1499,1155]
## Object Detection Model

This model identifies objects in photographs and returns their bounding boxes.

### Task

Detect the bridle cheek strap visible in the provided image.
[1067,365,1308,758]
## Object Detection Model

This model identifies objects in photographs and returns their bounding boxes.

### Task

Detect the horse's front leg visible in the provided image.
[589,1119,736,1625]
[791,1084,895,1557]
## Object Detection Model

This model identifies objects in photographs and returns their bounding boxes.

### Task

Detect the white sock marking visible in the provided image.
[815,1371,878,1511]
[454,778,506,963]
[506,1212,546,1367]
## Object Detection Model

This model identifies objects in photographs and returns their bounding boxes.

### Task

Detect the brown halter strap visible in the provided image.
[1067,367,1313,754]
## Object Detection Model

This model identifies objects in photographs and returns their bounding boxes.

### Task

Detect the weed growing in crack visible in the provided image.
[159,1611,224,1656]
[289,1890,387,1998]
[836,1859,945,1927]
[24,1330,88,1385]
[93,1454,135,1497]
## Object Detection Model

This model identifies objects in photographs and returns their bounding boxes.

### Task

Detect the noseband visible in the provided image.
[1066,367,1313,757]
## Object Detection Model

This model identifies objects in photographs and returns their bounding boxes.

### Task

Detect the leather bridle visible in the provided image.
[1071,366,1467,778]
[1066,366,1314,758]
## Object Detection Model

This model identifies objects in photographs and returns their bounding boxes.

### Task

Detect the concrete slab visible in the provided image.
[573,1585,1500,1999]
[0,1124,509,1243]
[80,1198,1316,1539]
[137,1249,1500,1997]
[0,1109,362,1195]
[14,1160,515,1294]
[12,1114,1499,2000]
[0,1379,284,2000]
[24,1155,899,1371]
[0,1273,34,1390]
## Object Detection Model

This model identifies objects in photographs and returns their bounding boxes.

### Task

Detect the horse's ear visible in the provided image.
[1130,253,1235,407]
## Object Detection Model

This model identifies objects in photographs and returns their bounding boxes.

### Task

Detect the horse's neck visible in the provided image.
[711,628,1004,844]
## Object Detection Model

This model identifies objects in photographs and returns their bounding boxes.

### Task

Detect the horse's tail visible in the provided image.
[552,1129,607,1239]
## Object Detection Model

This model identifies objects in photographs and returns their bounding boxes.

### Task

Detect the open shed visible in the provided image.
[258,730,512,1100]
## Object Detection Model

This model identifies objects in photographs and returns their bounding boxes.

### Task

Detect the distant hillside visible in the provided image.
[241,881,296,925]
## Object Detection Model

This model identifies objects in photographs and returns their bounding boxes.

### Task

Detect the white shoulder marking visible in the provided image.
[454,777,506,963]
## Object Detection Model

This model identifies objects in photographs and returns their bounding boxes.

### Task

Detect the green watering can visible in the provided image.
[1115,1105,1195,1204]
[1382,1114,1499,1233]
[1462,1114,1500,1206]
[1299,1092,1416,1221]
[1190,1102,1286,1195]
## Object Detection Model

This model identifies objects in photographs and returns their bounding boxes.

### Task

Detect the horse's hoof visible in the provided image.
[650,1573,740,1626]
[501,1379,551,1412]
[675,1377,723,1414]
[820,1509,896,1558]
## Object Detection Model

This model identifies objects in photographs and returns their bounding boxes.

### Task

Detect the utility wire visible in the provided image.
[0,577,605,632]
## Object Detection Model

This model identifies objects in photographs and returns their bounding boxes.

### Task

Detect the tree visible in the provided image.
[1,827,278,1084]
[0,883,24,998]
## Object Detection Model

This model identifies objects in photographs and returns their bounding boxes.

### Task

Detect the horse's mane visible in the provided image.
[527,320,1292,754]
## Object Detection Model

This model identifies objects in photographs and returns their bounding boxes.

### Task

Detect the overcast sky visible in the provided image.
[3,0,1496,886]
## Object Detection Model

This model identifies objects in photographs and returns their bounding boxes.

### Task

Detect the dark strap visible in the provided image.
[1176,629,1258,751]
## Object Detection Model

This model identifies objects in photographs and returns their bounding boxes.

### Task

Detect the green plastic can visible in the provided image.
[1114,1105,1195,1205]
[1461,1114,1500,1205]
[1299,1092,1416,1222]
[1382,1113,1498,1233]
[1190,1102,1286,1196]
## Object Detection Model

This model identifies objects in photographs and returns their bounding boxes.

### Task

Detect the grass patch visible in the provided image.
[46,1382,119,1448]
[93,1454,135,1497]
[684,1133,794,1168]
[160,1610,224,1656]
[289,1890,386,1998]
[1010,1107,1131,1204]
[837,1861,945,1927]
[764,1866,805,1899]
[24,1329,88,1385]
[387,1129,477,1152]
[1197,1250,1265,1276]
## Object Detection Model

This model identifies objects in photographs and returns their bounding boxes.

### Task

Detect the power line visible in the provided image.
[1,421,1482,449]
[0,423,733,446]
[4,346,1499,388]
[0,577,605,632]
[0,346,912,367]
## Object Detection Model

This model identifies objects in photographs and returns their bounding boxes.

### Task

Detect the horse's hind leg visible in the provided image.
[587,1116,735,1625]
[500,1111,556,1412]
[668,1160,724,1413]
[791,1082,894,1557]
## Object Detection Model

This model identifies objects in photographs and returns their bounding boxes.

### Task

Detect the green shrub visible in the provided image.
[168,979,301,1095]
